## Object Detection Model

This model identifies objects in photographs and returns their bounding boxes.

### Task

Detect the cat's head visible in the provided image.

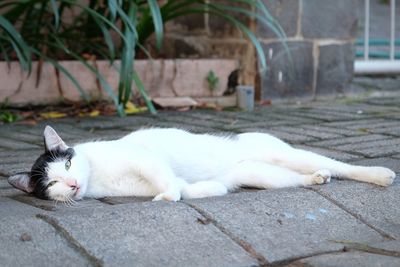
[8,126,90,202]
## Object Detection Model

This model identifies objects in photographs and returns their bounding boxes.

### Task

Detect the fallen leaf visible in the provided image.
[40,111,67,119]
[89,110,100,117]
[125,101,147,114]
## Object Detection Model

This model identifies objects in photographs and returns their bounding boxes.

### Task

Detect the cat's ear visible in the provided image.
[8,172,34,193]
[44,125,68,152]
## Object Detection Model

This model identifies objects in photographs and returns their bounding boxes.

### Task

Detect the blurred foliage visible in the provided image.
[0,0,286,116]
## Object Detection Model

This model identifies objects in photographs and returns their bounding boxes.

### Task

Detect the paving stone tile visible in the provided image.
[366,97,400,107]
[0,198,90,267]
[336,138,400,150]
[0,162,33,176]
[372,125,400,136]
[310,134,389,148]
[349,143,400,158]
[294,145,362,161]
[0,130,43,144]
[316,180,400,239]
[0,138,40,150]
[300,124,365,137]
[369,240,400,252]
[323,119,400,131]
[75,115,157,130]
[226,120,295,131]
[156,114,237,131]
[0,149,41,164]
[271,126,342,140]
[49,202,257,267]
[283,109,366,122]
[293,251,400,267]
[243,128,316,143]
[11,194,106,212]
[186,188,384,263]
[252,111,320,125]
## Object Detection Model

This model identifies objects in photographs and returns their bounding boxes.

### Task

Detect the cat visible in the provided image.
[8,125,396,203]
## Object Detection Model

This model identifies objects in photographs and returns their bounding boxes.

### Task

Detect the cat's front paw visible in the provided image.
[370,167,396,186]
[153,191,181,202]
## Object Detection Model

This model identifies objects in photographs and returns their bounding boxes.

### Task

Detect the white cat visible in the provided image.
[8,126,396,203]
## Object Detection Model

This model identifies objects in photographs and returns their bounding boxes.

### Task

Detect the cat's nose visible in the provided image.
[66,179,77,189]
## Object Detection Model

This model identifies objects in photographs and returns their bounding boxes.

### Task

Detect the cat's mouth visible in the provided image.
[73,186,81,198]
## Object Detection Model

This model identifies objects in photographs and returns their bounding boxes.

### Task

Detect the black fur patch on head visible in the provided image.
[30,148,75,200]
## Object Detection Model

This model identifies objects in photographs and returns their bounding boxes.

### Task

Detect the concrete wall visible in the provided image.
[259,0,357,99]
[155,0,358,100]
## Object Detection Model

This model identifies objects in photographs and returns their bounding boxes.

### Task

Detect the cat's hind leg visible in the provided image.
[221,161,331,190]
[271,148,395,186]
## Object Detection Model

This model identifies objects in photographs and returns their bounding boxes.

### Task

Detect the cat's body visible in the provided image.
[8,126,396,202]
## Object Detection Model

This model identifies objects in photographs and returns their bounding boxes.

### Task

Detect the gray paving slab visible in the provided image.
[354,143,400,157]
[0,129,43,144]
[325,119,400,131]
[271,125,343,139]
[309,134,389,148]
[316,180,400,239]
[0,149,41,164]
[243,128,317,143]
[75,115,158,130]
[294,144,362,161]
[293,251,400,267]
[299,124,366,137]
[0,138,41,150]
[11,194,106,212]
[372,125,400,136]
[369,240,400,252]
[49,202,258,267]
[0,162,33,176]
[185,188,384,264]
[336,138,400,151]
[282,108,368,122]
[0,198,90,267]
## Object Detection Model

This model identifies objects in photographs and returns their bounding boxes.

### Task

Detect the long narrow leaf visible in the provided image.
[132,71,157,115]
[50,0,60,29]
[0,15,31,72]
[147,0,163,50]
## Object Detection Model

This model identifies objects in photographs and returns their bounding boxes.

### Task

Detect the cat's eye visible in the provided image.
[47,181,57,187]
[65,159,71,170]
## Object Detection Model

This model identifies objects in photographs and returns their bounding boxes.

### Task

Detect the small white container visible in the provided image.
[236,85,254,111]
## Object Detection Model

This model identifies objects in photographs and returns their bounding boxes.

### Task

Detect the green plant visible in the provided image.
[0,110,19,123]
[0,1,286,116]
[206,70,219,92]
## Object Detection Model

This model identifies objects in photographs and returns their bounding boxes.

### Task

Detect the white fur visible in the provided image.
[45,128,396,201]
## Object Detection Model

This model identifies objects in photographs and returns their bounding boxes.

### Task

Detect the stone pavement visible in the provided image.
[1,96,400,267]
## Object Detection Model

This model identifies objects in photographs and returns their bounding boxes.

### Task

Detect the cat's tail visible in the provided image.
[181,181,228,199]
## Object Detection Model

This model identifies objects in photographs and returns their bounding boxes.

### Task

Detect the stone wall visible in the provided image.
[147,0,358,100]
[259,0,357,99]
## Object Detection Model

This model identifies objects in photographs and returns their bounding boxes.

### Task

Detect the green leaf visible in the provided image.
[50,0,60,29]
[0,15,31,72]
[132,71,157,115]
[147,0,164,50]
